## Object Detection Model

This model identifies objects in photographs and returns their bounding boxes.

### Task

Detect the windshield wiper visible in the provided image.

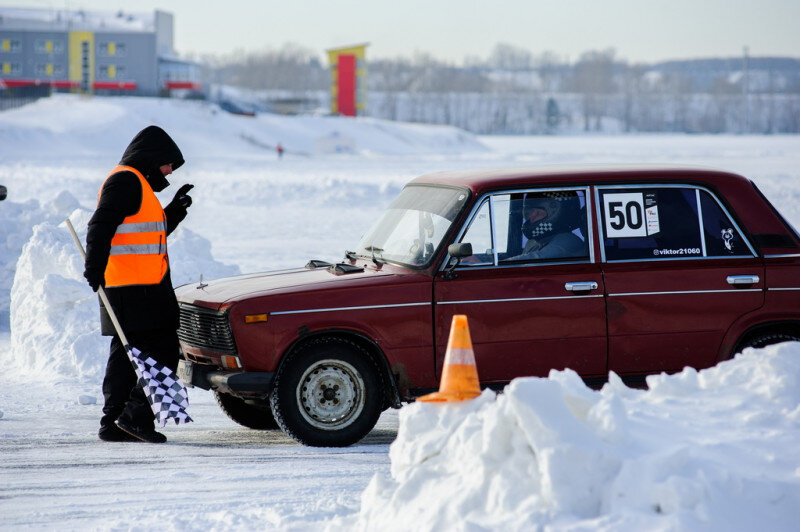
[364,245,385,266]
[344,250,357,261]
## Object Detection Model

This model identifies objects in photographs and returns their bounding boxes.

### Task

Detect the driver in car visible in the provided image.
[506,195,586,261]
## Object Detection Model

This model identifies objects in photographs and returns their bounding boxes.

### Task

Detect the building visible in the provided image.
[0,7,201,97]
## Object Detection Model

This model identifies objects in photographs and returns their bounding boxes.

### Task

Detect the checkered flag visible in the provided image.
[128,346,193,427]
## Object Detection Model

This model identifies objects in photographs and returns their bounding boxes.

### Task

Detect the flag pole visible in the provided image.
[65,218,130,347]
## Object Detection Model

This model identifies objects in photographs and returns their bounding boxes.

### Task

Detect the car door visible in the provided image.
[433,187,608,383]
[597,184,764,375]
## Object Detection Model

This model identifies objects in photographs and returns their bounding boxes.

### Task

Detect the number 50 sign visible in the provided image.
[603,192,659,238]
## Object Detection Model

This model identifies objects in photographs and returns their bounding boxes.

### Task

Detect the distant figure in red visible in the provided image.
[277,143,284,158]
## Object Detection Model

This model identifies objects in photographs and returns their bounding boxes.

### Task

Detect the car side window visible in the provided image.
[599,186,752,261]
[460,199,493,265]
[699,191,750,257]
[460,189,590,266]
[500,190,589,264]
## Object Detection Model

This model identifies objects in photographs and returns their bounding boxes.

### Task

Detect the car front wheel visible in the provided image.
[269,337,383,447]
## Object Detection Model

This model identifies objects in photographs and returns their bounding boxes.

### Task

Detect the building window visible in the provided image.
[99,64,123,79]
[34,40,63,54]
[34,63,61,76]
[99,42,125,57]
[1,62,21,75]
[1,39,22,53]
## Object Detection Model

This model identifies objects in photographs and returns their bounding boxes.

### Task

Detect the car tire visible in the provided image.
[269,337,383,447]
[214,390,279,430]
[734,332,800,355]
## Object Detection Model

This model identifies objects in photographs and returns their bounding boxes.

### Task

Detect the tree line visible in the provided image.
[195,43,800,134]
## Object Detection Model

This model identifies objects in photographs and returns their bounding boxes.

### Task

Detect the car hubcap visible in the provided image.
[296,358,365,430]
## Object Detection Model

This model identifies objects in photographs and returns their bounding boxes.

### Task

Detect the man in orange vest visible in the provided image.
[84,125,193,443]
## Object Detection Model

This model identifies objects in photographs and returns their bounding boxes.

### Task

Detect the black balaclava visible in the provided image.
[119,125,184,192]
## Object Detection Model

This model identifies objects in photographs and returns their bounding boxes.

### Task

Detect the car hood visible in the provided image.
[175,265,396,310]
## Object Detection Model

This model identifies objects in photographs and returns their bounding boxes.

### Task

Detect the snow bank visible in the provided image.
[0,191,81,329]
[5,205,240,382]
[8,209,102,380]
[0,94,487,163]
[348,344,800,531]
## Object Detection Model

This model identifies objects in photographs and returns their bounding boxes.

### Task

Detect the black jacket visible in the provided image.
[85,126,187,335]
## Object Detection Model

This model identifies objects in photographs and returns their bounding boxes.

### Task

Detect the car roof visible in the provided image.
[408,165,749,196]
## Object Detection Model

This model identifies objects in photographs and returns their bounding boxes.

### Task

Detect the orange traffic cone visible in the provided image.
[418,315,481,402]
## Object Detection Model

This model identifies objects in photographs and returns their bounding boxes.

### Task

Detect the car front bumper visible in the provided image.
[178,359,274,397]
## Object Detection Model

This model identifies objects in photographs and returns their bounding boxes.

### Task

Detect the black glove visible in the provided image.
[83,268,105,292]
[172,184,194,209]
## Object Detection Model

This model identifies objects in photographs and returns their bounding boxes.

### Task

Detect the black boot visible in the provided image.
[115,418,167,444]
[98,424,139,442]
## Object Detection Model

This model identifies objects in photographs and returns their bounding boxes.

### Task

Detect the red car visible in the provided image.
[175,167,800,446]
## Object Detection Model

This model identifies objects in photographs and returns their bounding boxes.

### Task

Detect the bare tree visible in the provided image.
[214,43,327,91]
[488,43,534,70]
[569,49,617,131]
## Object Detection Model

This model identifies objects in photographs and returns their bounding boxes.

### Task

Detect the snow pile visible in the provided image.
[0,94,487,162]
[349,344,800,530]
[6,207,240,382]
[8,209,100,380]
[0,191,82,329]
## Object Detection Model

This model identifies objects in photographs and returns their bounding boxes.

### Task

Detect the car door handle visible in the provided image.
[565,281,598,292]
[726,275,760,285]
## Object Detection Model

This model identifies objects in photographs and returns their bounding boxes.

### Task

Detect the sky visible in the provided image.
[4,0,800,63]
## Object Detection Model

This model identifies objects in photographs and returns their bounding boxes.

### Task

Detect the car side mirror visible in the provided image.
[442,242,473,280]
[448,242,473,258]
[0,185,6,201]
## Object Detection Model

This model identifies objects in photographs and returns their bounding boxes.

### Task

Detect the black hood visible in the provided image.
[119,126,184,192]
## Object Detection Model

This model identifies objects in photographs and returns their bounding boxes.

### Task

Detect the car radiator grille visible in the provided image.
[178,304,237,353]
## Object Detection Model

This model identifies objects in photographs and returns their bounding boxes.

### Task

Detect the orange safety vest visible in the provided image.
[100,165,169,287]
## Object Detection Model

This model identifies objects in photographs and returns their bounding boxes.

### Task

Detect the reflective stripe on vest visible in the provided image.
[100,165,169,287]
[109,244,164,255]
[113,221,168,234]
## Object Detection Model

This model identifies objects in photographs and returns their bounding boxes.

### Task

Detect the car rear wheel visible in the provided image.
[734,332,800,355]
[214,391,279,430]
[269,337,383,447]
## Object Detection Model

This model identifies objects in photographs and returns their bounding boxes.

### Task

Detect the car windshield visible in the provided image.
[355,185,469,268]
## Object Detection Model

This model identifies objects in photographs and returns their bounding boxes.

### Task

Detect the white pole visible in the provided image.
[65,218,130,347]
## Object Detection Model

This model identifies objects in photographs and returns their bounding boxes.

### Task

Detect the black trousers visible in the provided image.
[100,328,180,431]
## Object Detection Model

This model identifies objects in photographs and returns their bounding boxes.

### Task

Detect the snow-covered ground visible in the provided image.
[1,95,799,530]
